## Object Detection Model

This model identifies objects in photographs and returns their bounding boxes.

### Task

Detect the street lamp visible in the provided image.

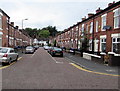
[22,18,28,30]
[21,18,28,53]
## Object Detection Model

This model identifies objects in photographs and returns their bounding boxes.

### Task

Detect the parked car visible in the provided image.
[69,48,76,55]
[49,47,63,57]
[47,47,53,53]
[43,46,50,50]
[34,45,39,50]
[0,47,19,65]
[61,47,66,51]
[25,46,35,54]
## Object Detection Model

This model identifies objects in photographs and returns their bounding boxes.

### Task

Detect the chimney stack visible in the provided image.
[108,1,115,7]
[82,16,86,21]
[88,13,94,18]
[16,26,19,29]
[96,7,102,13]
[11,22,14,26]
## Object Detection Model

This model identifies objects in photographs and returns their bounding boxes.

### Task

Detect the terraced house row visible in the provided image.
[0,8,33,48]
[50,1,120,66]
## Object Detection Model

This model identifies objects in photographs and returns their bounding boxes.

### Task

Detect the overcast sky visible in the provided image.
[0,0,119,31]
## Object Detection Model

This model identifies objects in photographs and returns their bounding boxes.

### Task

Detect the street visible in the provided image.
[1,47,119,90]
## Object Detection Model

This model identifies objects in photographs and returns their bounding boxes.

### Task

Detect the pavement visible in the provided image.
[64,52,120,75]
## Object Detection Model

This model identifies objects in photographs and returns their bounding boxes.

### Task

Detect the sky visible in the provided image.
[0,0,119,31]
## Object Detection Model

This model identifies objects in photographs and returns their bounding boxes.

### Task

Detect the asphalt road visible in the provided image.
[1,47,119,90]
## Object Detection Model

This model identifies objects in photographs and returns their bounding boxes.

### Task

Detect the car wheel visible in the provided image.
[15,55,19,61]
[61,54,63,57]
[51,53,54,57]
[8,58,12,65]
[2,63,5,66]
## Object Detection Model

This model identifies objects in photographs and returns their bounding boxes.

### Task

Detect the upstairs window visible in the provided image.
[81,24,84,33]
[86,24,88,33]
[0,15,2,30]
[96,21,99,32]
[101,14,106,31]
[81,24,84,36]
[114,8,120,29]
[90,22,93,33]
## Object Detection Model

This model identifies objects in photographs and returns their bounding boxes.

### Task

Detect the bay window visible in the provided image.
[112,37,120,54]
[100,36,106,52]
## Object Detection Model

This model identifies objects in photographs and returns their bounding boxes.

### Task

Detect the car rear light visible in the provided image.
[52,50,55,52]
[3,54,8,57]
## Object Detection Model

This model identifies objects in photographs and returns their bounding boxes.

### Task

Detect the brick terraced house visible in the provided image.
[50,1,120,66]
[0,8,33,48]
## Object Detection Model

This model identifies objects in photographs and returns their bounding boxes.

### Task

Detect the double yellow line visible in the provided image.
[70,63,120,77]
[0,57,22,70]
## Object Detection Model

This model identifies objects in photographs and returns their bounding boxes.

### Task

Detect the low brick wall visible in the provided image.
[83,52,104,63]
[83,53,92,60]
[91,55,104,64]
[108,54,120,66]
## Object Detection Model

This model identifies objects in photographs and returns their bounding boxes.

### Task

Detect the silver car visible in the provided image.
[43,46,50,50]
[25,46,35,54]
[0,47,19,65]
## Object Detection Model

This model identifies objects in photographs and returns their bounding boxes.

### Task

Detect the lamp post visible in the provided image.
[21,18,28,53]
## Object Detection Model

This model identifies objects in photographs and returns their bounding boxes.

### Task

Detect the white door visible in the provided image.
[0,35,2,47]
[94,39,99,52]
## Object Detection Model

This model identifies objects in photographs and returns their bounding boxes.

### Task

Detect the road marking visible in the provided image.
[18,57,22,60]
[31,54,35,57]
[0,57,22,70]
[70,63,120,77]
[65,57,86,68]
[0,62,16,70]
[44,50,63,64]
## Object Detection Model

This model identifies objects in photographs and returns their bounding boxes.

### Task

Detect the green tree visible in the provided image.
[39,30,50,38]
[42,26,57,37]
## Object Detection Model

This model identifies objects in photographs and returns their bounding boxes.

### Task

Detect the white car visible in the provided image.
[0,47,19,65]
[25,46,35,54]
[43,46,50,50]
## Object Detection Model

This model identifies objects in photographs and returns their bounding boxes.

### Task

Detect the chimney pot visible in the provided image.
[108,1,115,7]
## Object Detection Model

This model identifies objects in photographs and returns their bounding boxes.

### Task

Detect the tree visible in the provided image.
[80,30,89,52]
[24,26,59,40]
[24,28,38,38]
[42,26,57,37]
[53,40,57,47]
[39,30,50,38]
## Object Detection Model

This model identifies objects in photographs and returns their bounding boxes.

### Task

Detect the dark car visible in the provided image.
[49,47,63,57]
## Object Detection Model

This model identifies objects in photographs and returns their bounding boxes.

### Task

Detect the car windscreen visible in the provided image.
[54,48,62,51]
[26,47,33,49]
[0,48,8,53]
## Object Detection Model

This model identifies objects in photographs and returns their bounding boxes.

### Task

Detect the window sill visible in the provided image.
[113,27,120,30]
[0,28,3,31]
[108,52,120,56]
